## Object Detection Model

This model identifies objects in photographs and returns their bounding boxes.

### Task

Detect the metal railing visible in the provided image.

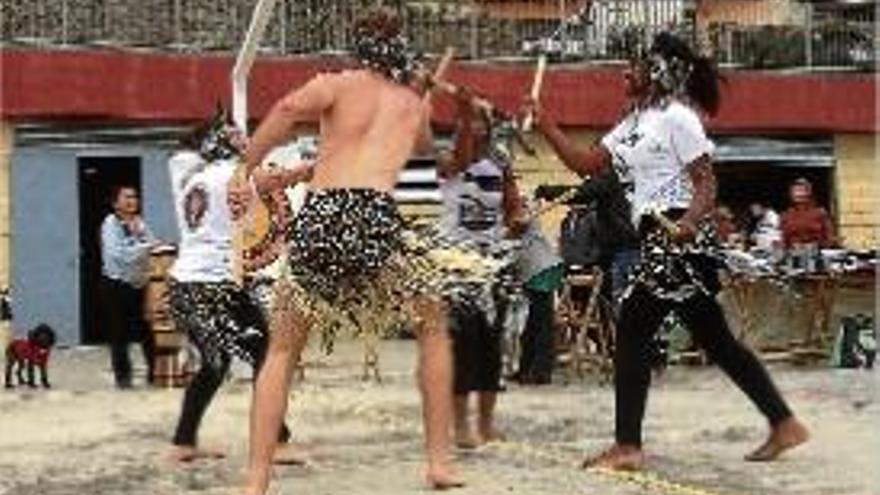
[1,0,875,70]
[703,1,876,70]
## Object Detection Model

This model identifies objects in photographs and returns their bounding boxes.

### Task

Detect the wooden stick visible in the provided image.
[434,47,455,84]
[431,78,495,114]
[423,47,455,103]
[531,55,548,101]
[527,186,579,221]
[649,208,682,237]
[522,55,547,131]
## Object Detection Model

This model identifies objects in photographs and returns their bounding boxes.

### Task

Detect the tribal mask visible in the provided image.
[199,105,241,162]
[646,32,695,96]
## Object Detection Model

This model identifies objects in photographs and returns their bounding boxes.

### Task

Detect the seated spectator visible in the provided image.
[714,205,738,246]
[748,202,781,251]
[781,178,836,248]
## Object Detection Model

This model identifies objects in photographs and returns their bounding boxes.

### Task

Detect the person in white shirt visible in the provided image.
[437,90,525,449]
[749,202,781,251]
[526,32,808,471]
[166,111,311,464]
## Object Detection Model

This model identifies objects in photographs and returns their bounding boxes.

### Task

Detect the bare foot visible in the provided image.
[478,427,506,444]
[581,444,644,471]
[273,442,311,465]
[425,464,466,490]
[745,417,810,462]
[240,470,270,495]
[168,445,225,463]
[455,431,481,450]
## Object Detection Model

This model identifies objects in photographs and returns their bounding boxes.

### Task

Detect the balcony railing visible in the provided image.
[1,0,875,71]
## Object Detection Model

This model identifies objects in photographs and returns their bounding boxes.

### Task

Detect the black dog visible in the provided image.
[5,323,56,388]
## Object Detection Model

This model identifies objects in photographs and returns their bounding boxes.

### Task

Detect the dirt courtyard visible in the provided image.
[1,339,877,495]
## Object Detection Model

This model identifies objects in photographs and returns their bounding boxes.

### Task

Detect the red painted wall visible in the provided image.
[1,49,876,133]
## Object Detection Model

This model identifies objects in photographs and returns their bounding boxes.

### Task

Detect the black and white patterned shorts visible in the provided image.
[169,280,267,370]
[287,188,406,306]
[276,188,505,341]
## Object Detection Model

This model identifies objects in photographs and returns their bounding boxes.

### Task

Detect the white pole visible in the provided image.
[232,0,280,132]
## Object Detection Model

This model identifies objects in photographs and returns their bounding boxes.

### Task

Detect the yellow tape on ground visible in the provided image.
[486,440,741,495]
[294,386,743,495]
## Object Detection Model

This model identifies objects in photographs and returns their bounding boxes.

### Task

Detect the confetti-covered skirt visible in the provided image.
[169,280,268,370]
[274,188,506,342]
[623,213,723,303]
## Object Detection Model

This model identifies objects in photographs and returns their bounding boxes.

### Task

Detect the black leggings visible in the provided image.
[615,287,793,446]
[172,350,291,447]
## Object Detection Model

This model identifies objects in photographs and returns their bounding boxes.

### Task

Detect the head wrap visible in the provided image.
[646,32,696,96]
[199,107,240,162]
[487,118,515,165]
[351,11,422,84]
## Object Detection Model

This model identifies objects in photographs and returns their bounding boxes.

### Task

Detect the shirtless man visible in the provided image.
[231,8,462,494]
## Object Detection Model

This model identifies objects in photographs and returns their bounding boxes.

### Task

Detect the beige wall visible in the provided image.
[696,0,802,27]
[834,133,879,250]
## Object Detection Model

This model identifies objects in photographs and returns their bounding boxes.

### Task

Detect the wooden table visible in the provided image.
[793,273,838,348]
[723,271,840,358]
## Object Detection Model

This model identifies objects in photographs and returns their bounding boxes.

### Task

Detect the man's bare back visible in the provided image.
[244,69,429,192]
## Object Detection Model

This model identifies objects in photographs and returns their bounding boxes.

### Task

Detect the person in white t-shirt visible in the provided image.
[437,89,526,449]
[525,32,808,471]
[166,111,312,464]
[749,202,782,251]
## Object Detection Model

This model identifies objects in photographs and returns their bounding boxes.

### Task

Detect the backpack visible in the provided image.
[831,313,876,369]
[560,205,602,267]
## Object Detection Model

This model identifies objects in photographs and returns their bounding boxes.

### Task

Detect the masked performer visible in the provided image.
[167,110,311,464]
[527,32,808,470]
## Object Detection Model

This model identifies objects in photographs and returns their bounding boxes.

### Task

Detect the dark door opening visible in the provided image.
[714,163,834,231]
[78,157,142,344]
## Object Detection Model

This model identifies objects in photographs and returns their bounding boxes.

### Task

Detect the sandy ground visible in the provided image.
[1,339,878,495]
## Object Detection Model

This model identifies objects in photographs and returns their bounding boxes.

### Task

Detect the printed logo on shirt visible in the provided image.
[458,194,500,232]
[619,129,645,148]
[183,184,209,231]
[646,138,669,157]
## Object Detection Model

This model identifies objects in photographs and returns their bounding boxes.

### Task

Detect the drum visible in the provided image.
[243,138,312,273]
[144,245,187,387]
[242,187,295,272]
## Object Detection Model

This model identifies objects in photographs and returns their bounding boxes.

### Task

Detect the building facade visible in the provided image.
[1,0,875,344]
